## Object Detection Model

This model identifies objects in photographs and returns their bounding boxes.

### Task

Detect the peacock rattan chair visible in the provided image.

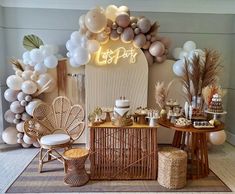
[24,96,85,173]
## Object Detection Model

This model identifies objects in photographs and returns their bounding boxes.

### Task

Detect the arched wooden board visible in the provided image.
[148,59,185,143]
[85,40,148,117]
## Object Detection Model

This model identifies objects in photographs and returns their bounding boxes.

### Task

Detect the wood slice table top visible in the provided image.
[90,122,159,129]
[157,118,224,133]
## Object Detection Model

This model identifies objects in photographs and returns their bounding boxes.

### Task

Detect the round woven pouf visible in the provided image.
[63,148,89,187]
[158,147,187,189]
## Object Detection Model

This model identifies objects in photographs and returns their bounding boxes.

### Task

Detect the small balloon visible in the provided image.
[4,89,19,102]
[149,41,165,57]
[160,37,172,48]
[137,17,151,33]
[4,109,16,123]
[142,41,151,50]
[34,63,47,74]
[22,70,33,80]
[110,30,119,41]
[78,14,86,28]
[16,122,25,132]
[121,27,134,43]
[44,55,58,69]
[21,142,31,148]
[179,50,189,60]
[21,112,31,121]
[133,33,146,48]
[87,39,100,53]
[33,141,40,148]
[23,134,34,144]
[115,12,130,28]
[105,5,118,21]
[25,99,42,116]
[30,49,44,63]
[117,6,130,15]
[172,47,182,60]
[21,80,38,95]
[10,101,25,114]
[156,55,167,63]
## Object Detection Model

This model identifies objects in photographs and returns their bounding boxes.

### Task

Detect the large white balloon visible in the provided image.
[172,47,182,60]
[2,127,18,144]
[25,99,42,116]
[44,55,58,69]
[4,89,19,102]
[183,41,197,52]
[6,75,23,90]
[209,130,226,145]
[87,39,100,53]
[30,49,44,63]
[73,47,91,66]
[21,80,38,95]
[173,59,185,76]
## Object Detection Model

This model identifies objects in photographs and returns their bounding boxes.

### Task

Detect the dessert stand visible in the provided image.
[205,110,227,120]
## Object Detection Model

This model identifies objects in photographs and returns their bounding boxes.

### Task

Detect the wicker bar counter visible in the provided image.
[89,122,158,180]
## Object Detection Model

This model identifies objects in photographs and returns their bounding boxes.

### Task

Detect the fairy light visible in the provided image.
[95,46,138,65]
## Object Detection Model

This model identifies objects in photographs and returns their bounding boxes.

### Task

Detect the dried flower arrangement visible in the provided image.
[181,49,222,107]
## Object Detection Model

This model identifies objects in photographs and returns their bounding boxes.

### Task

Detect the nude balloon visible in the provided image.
[4,109,16,123]
[149,41,165,57]
[2,127,18,144]
[121,27,134,43]
[21,80,38,95]
[209,130,226,145]
[16,121,25,132]
[85,8,107,33]
[156,54,167,63]
[137,18,151,33]
[105,5,118,21]
[160,37,172,48]
[115,12,130,28]
[87,39,100,53]
[110,30,119,41]
[117,6,130,15]
[133,33,146,48]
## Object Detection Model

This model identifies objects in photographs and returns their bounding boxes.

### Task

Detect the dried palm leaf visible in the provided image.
[9,58,24,71]
[155,81,165,109]
[201,49,221,88]
[202,85,227,105]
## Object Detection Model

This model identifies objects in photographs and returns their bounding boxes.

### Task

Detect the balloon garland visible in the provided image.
[2,34,58,148]
[66,5,171,67]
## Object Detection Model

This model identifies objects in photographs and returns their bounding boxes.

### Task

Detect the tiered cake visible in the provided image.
[208,93,223,113]
[112,96,133,126]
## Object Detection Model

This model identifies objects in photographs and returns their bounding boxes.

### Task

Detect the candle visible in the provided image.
[189,105,193,120]
[184,102,189,119]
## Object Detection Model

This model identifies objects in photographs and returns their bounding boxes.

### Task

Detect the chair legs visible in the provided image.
[38,146,70,173]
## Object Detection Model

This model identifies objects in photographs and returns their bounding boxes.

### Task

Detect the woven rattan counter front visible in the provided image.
[89,122,158,180]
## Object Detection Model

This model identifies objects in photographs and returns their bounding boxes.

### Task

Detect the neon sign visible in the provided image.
[95,47,138,65]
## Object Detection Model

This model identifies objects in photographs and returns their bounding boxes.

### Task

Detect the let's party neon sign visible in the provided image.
[95,47,138,65]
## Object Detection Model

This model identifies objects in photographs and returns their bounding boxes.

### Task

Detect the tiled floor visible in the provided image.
[0,142,235,194]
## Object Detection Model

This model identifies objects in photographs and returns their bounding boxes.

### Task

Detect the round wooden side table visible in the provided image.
[63,148,89,187]
[158,118,224,179]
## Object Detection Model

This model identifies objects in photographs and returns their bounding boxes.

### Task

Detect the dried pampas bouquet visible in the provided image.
[155,80,175,109]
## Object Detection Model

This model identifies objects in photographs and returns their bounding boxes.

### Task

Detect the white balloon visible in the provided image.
[87,39,100,53]
[69,57,78,67]
[23,134,34,144]
[2,127,18,144]
[4,89,19,102]
[22,51,30,61]
[21,80,38,95]
[34,63,47,74]
[70,31,83,45]
[10,101,25,114]
[6,75,23,90]
[66,40,77,52]
[209,130,226,145]
[179,50,189,59]
[16,121,25,132]
[172,47,182,60]
[73,47,91,65]
[173,59,185,76]
[44,55,58,69]
[183,41,197,52]
[22,70,33,80]
[80,36,88,48]
[30,49,44,63]
[21,142,31,148]
[36,73,53,88]
[25,99,42,116]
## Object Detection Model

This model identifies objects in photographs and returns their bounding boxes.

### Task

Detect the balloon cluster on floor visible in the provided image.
[66,5,171,67]
[2,35,57,148]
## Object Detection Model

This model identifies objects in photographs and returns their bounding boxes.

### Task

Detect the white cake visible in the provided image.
[114,97,130,116]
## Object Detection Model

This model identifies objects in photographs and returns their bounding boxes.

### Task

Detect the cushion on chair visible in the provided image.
[40,134,70,146]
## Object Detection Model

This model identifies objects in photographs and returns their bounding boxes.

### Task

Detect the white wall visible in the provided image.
[0,6,235,144]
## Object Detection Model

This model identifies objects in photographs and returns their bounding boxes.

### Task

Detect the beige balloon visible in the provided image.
[133,33,146,48]
[85,8,107,33]
[137,18,151,33]
[105,5,118,21]
[121,27,134,43]
[115,12,130,28]
[149,41,165,57]
[144,50,154,66]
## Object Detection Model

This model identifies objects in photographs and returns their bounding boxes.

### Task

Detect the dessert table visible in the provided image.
[158,118,224,179]
[89,122,158,180]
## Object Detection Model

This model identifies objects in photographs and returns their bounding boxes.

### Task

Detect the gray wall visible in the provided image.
[0,7,235,143]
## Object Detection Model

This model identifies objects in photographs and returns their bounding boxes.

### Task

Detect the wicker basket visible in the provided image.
[158,147,187,189]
